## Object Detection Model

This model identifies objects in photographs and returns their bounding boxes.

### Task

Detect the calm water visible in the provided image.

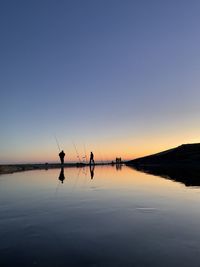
[0,165,200,267]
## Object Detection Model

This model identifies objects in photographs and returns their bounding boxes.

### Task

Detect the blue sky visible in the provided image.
[1,0,200,163]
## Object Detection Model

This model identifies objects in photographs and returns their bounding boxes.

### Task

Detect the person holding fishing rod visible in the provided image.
[54,135,65,165]
[59,150,65,165]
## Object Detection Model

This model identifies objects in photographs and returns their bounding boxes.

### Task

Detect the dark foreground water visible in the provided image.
[0,165,200,267]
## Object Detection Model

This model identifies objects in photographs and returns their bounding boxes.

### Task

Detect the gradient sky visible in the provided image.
[1,0,200,163]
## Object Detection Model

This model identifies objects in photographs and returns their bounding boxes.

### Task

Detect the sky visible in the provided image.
[1,0,200,163]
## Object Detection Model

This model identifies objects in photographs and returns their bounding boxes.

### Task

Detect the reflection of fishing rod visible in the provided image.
[71,167,81,192]
[54,179,60,197]
[54,135,61,152]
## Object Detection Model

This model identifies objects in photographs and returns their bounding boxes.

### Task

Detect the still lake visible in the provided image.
[0,165,200,267]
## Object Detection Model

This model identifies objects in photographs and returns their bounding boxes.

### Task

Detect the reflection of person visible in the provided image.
[90,164,95,179]
[116,157,122,170]
[89,152,95,165]
[59,167,65,183]
[116,164,122,170]
[59,150,65,164]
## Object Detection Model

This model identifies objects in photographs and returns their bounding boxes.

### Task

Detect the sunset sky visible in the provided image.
[1,0,200,163]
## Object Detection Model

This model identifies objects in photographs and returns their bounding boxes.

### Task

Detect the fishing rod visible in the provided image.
[72,141,82,163]
[81,146,87,164]
[83,143,88,164]
[54,135,61,152]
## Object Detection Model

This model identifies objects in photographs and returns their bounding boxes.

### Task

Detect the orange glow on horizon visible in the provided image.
[1,129,200,164]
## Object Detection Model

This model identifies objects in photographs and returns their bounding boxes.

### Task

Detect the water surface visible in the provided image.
[0,165,200,267]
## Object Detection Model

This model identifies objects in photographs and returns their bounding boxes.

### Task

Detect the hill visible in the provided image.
[126,143,200,187]
[127,143,200,166]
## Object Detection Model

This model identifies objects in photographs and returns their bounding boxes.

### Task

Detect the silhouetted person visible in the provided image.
[89,152,95,165]
[59,150,65,165]
[116,157,122,164]
[90,164,95,179]
[58,167,65,183]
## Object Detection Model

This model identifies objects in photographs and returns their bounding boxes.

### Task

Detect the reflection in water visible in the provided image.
[1,166,200,267]
[116,163,122,171]
[58,167,65,183]
[128,164,200,187]
[90,164,95,179]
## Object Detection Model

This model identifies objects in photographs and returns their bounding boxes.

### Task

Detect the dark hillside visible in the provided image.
[127,143,200,166]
